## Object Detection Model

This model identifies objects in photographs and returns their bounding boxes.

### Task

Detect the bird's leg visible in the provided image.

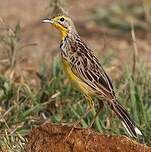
[87,101,104,129]
[72,95,94,127]
[63,95,94,142]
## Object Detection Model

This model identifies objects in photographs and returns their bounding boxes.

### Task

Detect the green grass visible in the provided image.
[0,56,151,151]
[92,1,150,33]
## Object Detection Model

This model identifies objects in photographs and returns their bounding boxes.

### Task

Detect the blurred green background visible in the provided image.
[0,0,151,151]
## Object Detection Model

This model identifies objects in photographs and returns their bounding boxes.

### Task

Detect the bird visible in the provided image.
[42,15,142,138]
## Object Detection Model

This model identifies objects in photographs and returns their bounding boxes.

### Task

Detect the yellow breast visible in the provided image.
[62,58,94,95]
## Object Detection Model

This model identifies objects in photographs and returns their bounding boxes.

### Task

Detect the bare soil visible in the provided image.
[26,123,151,152]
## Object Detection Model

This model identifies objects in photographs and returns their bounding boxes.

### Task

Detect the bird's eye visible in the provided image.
[60,17,64,22]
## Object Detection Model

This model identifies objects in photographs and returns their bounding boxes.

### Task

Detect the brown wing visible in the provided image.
[69,39,115,98]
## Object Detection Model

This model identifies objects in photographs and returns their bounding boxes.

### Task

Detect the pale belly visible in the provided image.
[62,58,94,95]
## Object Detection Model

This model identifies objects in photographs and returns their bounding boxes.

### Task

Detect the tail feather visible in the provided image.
[109,99,142,137]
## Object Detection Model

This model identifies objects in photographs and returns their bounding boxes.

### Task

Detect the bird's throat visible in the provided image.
[60,30,69,40]
[51,21,69,40]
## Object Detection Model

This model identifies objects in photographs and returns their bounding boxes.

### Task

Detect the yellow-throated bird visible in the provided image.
[42,15,142,137]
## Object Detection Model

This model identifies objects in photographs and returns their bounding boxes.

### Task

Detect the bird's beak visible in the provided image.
[42,18,53,24]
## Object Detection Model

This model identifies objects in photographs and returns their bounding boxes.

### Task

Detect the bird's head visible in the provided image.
[42,15,76,40]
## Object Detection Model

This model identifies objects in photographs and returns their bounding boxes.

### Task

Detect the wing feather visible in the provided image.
[68,40,115,98]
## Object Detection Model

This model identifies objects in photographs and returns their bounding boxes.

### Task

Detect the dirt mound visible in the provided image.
[25,123,151,152]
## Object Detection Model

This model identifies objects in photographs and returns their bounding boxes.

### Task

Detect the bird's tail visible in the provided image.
[109,99,142,138]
